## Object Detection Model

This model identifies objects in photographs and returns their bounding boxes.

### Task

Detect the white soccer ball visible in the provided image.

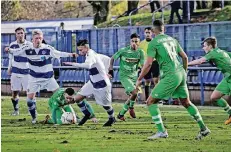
[61,112,75,124]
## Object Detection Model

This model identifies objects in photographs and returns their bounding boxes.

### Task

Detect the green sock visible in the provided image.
[129,100,135,108]
[187,103,206,130]
[120,104,129,115]
[216,98,231,115]
[148,104,165,132]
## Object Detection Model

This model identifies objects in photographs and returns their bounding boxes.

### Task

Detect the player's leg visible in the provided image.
[10,75,21,115]
[151,60,160,86]
[173,70,210,140]
[94,85,115,126]
[210,77,231,124]
[144,69,152,100]
[118,78,137,120]
[27,92,37,124]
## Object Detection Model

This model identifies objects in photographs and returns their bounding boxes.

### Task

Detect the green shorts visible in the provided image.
[151,70,189,99]
[215,76,231,95]
[120,75,137,95]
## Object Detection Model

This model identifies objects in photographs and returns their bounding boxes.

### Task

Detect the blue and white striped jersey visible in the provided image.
[9,43,72,81]
[8,40,32,77]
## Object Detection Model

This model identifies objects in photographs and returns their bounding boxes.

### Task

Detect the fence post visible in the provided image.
[198,70,204,105]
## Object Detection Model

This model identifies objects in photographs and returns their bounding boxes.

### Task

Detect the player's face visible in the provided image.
[77,46,88,56]
[33,34,43,48]
[15,29,25,43]
[130,38,140,50]
[144,29,152,41]
[64,93,74,102]
[202,42,212,53]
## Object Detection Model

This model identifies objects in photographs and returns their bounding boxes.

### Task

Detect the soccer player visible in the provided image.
[188,37,231,125]
[63,39,116,127]
[5,29,76,124]
[139,27,160,100]
[7,27,32,116]
[42,88,97,125]
[109,33,145,120]
[136,20,210,140]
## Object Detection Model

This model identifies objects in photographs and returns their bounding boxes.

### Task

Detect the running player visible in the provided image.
[188,36,231,125]
[109,33,144,120]
[136,20,210,140]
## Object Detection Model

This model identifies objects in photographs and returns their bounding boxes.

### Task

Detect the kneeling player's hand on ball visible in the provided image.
[91,117,99,123]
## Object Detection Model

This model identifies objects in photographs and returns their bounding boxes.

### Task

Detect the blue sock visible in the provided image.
[11,98,19,111]
[103,106,114,118]
[77,101,91,116]
[27,98,36,119]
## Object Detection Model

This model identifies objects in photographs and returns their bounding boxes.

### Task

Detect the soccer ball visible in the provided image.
[61,112,76,124]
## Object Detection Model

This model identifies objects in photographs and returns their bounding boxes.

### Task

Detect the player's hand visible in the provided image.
[71,53,78,58]
[63,62,74,66]
[136,79,142,89]
[7,68,12,75]
[108,69,114,78]
[91,117,99,123]
[107,74,112,79]
[5,47,10,53]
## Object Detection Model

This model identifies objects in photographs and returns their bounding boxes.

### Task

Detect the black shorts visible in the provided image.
[144,60,160,80]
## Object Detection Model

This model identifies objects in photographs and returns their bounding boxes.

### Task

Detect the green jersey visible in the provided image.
[113,46,144,77]
[147,34,184,77]
[204,48,231,77]
[48,88,66,108]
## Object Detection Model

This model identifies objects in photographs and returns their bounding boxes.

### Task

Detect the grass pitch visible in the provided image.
[1,96,230,152]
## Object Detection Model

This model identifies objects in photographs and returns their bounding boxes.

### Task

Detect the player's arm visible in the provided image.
[63,54,96,69]
[7,53,13,75]
[5,46,25,56]
[188,57,207,66]
[48,45,77,58]
[108,48,123,77]
[175,40,188,70]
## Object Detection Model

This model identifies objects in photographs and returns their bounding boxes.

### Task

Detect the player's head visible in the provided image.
[152,20,164,35]
[15,27,25,43]
[32,29,43,48]
[64,88,75,102]
[144,27,153,41]
[130,33,140,50]
[202,37,217,53]
[77,39,90,56]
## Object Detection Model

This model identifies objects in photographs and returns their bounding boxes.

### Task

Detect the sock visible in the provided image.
[129,100,135,108]
[11,98,19,111]
[148,104,165,132]
[77,101,91,117]
[103,106,115,118]
[186,103,206,130]
[85,101,95,118]
[216,98,231,115]
[145,85,150,100]
[119,104,129,115]
[27,98,36,119]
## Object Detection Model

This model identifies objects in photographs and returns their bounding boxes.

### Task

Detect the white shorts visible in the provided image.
[78,81,112,106]
[27,77,59,94]
[11,74,29,91]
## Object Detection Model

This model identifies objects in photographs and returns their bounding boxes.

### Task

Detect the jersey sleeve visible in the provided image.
[226,51,231,58]
[48,45,71,58]
[147,41,157,58]
[8,53,13,69]
[9,45,27,56]
[113,48,124,60]
[71,53,96,69]
[139,49,145,65]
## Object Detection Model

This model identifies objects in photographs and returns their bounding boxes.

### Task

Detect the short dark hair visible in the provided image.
[144,27,152,31]
[203,37,217,48]
[130,33,140,39]
[15,27,25,33]
[65,88,75,96]
[153,20,164,32]
[42,40,47,44]
[77,39,89,46]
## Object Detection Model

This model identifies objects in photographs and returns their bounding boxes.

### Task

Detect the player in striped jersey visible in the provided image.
[109,33,144,121]
[5,29,76,124]
[63,39,116,126]
[7,27,32,116]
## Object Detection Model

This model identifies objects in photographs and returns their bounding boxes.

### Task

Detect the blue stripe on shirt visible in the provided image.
[14,56,28,62]
[90,79,107,89]
[11,67,29,75]
[89,67,99,75]
[29,69,53,78]
[28,57,52,67]
[10,44,20,49]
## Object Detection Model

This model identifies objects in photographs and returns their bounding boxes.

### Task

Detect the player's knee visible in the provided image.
[27,98,34,107]
[179,98,190,108]
[12,91,19,99]
[210,95,218,102]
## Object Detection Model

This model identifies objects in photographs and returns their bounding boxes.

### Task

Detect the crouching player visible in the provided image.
[42,88,98,125]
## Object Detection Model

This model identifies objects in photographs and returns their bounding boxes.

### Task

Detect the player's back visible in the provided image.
[149,34,183,76]
[98,54,110,73]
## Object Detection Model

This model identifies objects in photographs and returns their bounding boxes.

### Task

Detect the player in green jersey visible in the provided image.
[42,88,97,125]
[109,33,145,120]
[188,37,231,125]
[136,20,210,140]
